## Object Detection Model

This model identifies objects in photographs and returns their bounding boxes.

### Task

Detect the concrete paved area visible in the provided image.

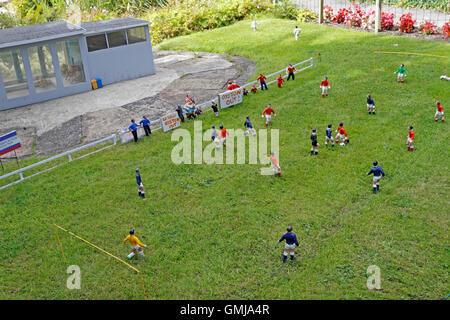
[0,50,256,157]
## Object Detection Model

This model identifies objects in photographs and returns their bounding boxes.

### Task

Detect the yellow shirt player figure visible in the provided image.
[123,229,147,259]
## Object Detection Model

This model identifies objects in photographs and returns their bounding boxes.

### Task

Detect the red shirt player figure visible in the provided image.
[219,124,229,148]
[320,76,330,98]
[250,84,258,94]
[406,126,414,152]
[262,104,276,127]
[286,64,296,81]
[257,73,268,91]
[435,101,444,123]
[277,75,285,88]
[335,122,349,146]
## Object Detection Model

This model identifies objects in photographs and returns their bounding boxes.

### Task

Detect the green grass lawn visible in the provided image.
[0,18,449,300]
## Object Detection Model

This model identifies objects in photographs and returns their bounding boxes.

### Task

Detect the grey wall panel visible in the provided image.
[86,40,155,86]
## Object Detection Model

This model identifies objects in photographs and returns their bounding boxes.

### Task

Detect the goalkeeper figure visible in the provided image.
[123,229,147,259]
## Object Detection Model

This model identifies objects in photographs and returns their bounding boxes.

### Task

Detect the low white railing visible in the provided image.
[0,134,117,190]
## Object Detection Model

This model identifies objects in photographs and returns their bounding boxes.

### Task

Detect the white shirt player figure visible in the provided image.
[293,26,301,40]
[251,20,258,32]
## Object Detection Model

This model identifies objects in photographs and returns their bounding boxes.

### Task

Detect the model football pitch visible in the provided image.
[0,18,448,299]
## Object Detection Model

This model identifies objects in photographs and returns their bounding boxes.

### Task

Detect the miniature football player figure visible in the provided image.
[435,101,444,123]
[320,76,330,98]
[270,151,281,177]
[394,64,407,83]
[335,122,349,146]
[244,116,256,136]
[123,229,147,259]
[310,128,319,155]
[367,94,376,115]
[406,126,414,152]
[261,104,276,127]
[366,160,385,194]
[325,124,334,147]
[278,226,299,262]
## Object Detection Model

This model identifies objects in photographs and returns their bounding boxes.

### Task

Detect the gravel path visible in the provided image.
[294,0,449,27]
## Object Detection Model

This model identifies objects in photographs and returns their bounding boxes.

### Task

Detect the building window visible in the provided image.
[86,34,107,52]
[28,45,57,93]
[126,27,146,44]
[107,31,127,48]
[0,49,29,99]
[56,39,86,86]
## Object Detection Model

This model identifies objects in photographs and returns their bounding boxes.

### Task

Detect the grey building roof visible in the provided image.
[0,18,151,50]
[81,18,151,35]
[0,20,85,49]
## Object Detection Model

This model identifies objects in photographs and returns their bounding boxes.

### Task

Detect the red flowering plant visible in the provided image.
[324,5,334,23]
[380,12,395,30]
[398,13,415,33]
[443,22,450,40]
[335,8,348,24]
[419,20,437,35]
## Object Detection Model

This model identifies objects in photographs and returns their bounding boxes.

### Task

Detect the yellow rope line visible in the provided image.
[54,224,140,273]
[54,224,67,263]
[54,224,147,299]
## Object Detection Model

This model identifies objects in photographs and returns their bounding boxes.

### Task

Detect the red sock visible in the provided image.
[443,120,445,123]
[322,95,324,98]
[435,120,438,122]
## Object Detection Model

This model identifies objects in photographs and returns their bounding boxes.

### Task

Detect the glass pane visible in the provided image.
[107,31,126,48]
[56,39,86,86]
[86,34,107,52]
[0,49,29,99]
[126,27,146,44]
[28,45,57,93]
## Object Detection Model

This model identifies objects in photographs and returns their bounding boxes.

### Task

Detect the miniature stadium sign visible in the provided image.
[218,87,243,109]
[0,131,21,156]
[161,113,181,132]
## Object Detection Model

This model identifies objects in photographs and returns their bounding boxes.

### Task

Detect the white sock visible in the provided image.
[128,252,136,259]
[139,251,144,257]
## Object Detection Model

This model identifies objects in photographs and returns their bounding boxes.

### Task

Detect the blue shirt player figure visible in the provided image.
[325,124,334,147]
[366,161,385,194]
[278,226,299,262]
[135,168,146,199]
[244,116,256,136]
[139,115,151,136]
[367,94,376,115]
[129,119,139,142]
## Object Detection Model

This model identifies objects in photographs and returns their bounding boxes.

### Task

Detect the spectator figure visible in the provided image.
[278,226,299,262]
[286,63,296,81]
[243,87,248,96]
[251,84,258,94]
[211,101,219,117]
[257,73,268,91]
[251,20,258,32]
[139,115,151,136]
[277,75,285,88]
[293,26,301,40]
[176,104,185,122]
[227,80,240,91]
[129,119,138,143]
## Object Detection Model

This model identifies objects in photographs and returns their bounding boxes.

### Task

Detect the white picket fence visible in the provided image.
[0,57,313,190]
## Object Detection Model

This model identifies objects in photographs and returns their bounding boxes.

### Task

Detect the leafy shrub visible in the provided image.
[398,12,415,33]
[418,20,437,35]
[443,22,450,40]
[0,12,20,29]
[380,12,395,30]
